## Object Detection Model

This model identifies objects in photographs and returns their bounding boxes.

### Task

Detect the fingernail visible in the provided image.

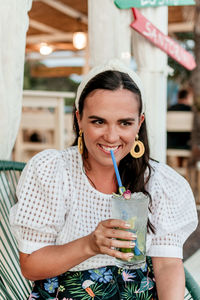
[125,223,131,228]
[130,242,135,248]
[130,233,137,239]
[127,253,134,261]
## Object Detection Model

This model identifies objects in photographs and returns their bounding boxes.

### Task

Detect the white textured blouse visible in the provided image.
[10,146,198,271]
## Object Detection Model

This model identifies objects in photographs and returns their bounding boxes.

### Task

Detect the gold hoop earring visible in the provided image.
[130,134,145,158]
[78,130,84,155]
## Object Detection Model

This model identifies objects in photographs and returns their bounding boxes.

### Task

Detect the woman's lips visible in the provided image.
[98,144,120,153]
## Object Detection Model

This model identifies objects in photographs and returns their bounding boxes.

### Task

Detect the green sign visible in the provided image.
[114,0,195,9]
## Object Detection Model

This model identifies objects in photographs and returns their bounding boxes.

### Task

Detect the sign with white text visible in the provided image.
[130,8,196,70]
[115,0,195,9]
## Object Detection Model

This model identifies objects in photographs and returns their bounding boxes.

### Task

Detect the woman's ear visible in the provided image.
[139,113,145,128]
[76,110,81,129]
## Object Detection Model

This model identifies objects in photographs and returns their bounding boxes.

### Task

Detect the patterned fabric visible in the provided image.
[28,258,158,300]
[10,146,198,271]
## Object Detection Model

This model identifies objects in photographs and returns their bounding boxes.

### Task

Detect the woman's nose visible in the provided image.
[103,126,119,143]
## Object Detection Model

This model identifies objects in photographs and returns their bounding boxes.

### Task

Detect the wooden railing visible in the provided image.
[166,111,193,177]
[166,111,200,204]
[14,90,75,162]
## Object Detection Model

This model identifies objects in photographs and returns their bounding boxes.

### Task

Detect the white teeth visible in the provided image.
[101,145,118,152]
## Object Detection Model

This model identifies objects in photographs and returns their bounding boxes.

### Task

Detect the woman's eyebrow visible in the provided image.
[118,118,135,122]
[88,116,136,122]
[88,115,104,120]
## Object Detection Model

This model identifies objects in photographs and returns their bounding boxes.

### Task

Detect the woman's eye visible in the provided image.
[91,120,104,125]
[121,121,132,126]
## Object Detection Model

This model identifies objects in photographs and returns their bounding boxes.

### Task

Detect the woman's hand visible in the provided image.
[88,219,136,261]
[19,219,136,281]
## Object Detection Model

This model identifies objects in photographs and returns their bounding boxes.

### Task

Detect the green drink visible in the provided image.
[112,192,149,269]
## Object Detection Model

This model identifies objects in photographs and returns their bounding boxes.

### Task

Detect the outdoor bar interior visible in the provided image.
[0,1,200,299]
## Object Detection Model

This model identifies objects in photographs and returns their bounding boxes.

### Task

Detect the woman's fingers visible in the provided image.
[88,218,137,257]
[105,228,136,240]
[101,219,131,230]
[91,235,135,256]
[101,246,134,261]
[100,219,137,241]
[104,237,136,249]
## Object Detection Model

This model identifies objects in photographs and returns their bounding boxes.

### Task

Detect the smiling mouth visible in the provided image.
[98,144,120,153]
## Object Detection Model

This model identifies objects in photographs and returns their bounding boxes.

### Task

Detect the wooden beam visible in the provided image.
[40,0,88,24]
[26,42,76,53]
[29,19,63,34]
[31,65,83,77]
[25,49,83,60]
[168,22,194,33]
[26,32,73,44]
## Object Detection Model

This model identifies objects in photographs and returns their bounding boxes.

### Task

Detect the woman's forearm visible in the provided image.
[20,219,135,281]
[20,234,94,281]
[152,257,185,300]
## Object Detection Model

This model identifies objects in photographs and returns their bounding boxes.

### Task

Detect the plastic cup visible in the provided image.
[111,192,149,269]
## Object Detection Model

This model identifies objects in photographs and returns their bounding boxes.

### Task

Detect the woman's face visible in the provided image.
[76,88,144,169]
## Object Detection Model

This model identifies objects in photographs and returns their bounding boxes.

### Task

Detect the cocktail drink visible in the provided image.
[112,192,149,269]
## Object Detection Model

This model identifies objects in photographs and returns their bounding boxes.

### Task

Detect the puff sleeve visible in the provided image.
[147,162,198,258]
[10,149,67,254]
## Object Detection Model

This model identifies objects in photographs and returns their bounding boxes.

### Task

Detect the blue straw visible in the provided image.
[134,240,141,256]
[110,150,122,187]
[110,150,126,195]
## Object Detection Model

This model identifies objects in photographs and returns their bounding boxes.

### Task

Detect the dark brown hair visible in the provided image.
[73,70,155,233]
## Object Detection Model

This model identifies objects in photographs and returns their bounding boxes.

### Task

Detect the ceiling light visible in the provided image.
[73,32,87,50]
[39,43,53,55]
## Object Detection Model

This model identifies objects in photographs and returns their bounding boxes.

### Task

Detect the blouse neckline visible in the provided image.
[77,149,114,198]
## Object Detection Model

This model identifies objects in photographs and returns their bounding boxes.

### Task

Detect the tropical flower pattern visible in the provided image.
[44,277,59,293]
[89,267,113,283]
[28,257,157,299]
[122,270,136,282]
[28,292,40,299]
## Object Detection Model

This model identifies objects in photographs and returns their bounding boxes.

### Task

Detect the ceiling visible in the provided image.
[27,0,88,53]
[27,0,195,52]
[26,0,195,77]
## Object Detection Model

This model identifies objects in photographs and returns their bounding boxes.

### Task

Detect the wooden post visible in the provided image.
[0,1,32,159]
[88,0,132,67]
[83,33,90,74]
[55,97,65,150]
[132,7,168,162]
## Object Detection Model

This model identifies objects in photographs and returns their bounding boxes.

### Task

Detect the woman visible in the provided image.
[10,59,198,300]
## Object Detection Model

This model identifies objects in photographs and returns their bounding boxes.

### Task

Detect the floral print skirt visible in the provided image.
[28,257,157,300]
